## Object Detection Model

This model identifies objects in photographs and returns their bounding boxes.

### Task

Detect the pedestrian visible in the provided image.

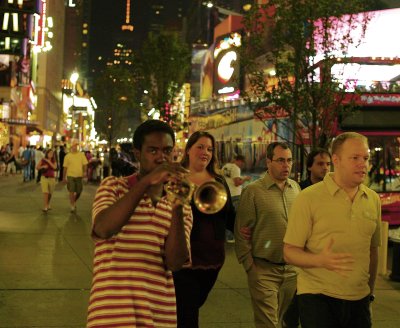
[173,131,235,328]
[87,119,193,328]
[5,148,17,176]
[235,141,301,328]
[222,154,251,242]
[283,132,381,328]
[21,146,32,182]
[102,148,110,178]
[283,148,331,328]
[63,141,88,212]
[299,148,331,189]
[58,145,66,182]
[36,149,57,212]
[35,146,45,183]
[30,145,36,180]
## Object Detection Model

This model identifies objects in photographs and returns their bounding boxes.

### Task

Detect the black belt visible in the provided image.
[254,257,286,266]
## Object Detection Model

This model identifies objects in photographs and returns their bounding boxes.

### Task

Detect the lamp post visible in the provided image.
[205,1,214,45]
[70,71,79,142]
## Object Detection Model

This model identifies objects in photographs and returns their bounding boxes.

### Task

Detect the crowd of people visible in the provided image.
[1,122,381,328]
[86,120,381,328]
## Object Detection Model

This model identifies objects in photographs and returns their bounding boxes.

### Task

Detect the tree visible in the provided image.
[93,64,143,145]
[241,0,384,151]
[138,33,191,128]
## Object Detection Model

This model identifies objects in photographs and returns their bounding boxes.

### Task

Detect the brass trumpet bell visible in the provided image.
[194,181,228,214]
[165,179,228,214]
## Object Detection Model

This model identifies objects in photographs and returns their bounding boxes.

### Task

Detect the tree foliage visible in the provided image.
[138,33,191,125]
[92,63,142,144]
[241,0,378,151]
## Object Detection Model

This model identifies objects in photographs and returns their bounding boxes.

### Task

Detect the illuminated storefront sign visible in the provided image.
[213,32,241,97]
[32,0,53,52]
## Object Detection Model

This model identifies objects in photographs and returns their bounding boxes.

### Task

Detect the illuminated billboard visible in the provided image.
[313,8,400,62]
[312,8,400,92]
[213,32,242,99]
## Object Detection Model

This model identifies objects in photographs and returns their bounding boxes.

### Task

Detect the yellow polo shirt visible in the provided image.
[284,173,381,300]
[63,151,88,178]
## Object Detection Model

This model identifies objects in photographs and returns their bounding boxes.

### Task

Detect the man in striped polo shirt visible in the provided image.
[87,120,193,327]
[234,142,301,328]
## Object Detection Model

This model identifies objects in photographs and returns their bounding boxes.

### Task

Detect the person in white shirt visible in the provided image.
[222,155,251,242]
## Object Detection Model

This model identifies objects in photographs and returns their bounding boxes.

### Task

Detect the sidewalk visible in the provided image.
[0,175,399,327]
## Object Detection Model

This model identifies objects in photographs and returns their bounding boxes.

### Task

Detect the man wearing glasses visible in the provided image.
[235,142,301,328]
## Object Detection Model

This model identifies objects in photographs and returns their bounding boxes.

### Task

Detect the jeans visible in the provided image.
[23,164,31,181]
[298,293,371,328]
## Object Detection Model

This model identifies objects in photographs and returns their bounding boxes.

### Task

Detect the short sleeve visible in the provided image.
[91,176,126,241]
[284,192,313,248]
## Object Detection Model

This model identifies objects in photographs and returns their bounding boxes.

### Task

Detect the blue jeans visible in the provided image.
[298,294,371,328]
[23,164,31,181]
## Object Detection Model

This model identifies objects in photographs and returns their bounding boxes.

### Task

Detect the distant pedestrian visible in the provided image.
[37,149,57,212]
[222,154,251,242]
[35,146,45,183]
[284,132,381,328]
[21,146,32,182]
[58,145,66,182]
[63,141,88,212]
[5,149,17,176]
[102,148,110,178]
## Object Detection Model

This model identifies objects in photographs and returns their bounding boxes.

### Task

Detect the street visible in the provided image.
[0,175,399,327]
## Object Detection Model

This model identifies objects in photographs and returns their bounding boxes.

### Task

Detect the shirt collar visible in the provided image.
[262,172,296,189]
[324,172,369,198]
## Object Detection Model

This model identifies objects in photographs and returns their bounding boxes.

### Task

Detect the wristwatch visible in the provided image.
[369,294,375,302]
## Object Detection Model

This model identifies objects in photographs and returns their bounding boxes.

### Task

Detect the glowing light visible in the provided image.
[217,51,237,83]
[121,0,134,31]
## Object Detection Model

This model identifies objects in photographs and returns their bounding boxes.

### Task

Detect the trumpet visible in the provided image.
[165,177,228,214]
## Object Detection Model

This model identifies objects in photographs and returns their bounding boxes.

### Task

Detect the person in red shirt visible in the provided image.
[36,149,57,212]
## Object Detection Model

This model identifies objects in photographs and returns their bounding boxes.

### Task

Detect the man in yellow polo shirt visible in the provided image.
[284,132,381,328]
[63,141,88,212]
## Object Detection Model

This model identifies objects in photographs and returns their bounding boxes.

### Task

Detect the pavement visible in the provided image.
[0,174,399,327]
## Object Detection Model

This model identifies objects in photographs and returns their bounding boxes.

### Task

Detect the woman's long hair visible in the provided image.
[180,131,221,177]
[45,149,55,161]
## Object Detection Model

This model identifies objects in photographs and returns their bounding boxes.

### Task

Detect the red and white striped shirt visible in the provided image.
[87,175,192,327]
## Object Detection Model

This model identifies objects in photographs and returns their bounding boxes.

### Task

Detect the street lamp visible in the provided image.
[70,72,79,85]
[69,72,79,141]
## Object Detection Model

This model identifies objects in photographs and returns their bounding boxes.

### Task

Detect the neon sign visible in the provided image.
[32,0,53,52]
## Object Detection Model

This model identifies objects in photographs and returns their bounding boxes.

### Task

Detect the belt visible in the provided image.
[254,257,286,266]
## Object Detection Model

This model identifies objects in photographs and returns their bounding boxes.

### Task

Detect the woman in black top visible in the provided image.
[173,131,235,327]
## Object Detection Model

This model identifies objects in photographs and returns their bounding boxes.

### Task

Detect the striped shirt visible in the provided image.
[87,175,193,328]
[234,173,301,271]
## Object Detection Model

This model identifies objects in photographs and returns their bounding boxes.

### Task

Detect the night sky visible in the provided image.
[89,0,149,74]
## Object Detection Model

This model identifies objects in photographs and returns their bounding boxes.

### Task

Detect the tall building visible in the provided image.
[34,0,66,144]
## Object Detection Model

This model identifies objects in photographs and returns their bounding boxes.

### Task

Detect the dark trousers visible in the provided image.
[173,267,220,328]
[103,166,109,178]
[298,294,371,328]
[283,294,299,328]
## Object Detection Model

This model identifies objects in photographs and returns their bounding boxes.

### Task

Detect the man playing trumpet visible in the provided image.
[87,120,193,328]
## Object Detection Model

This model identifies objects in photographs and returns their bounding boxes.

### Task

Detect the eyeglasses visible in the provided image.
[271,158,293,165]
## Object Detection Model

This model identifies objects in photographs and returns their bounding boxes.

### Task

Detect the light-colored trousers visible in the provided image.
[247,257,297,328]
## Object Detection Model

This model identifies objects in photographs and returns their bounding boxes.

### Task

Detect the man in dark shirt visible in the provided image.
[299,148,331,189]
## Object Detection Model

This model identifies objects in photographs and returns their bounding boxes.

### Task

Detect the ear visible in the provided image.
[133,148,141,161]
[332,153,339,166]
